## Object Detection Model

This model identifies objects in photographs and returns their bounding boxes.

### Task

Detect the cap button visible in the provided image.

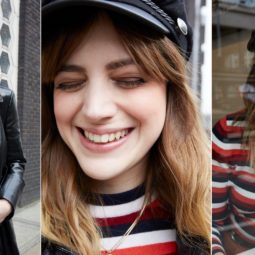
[177,18,188,35]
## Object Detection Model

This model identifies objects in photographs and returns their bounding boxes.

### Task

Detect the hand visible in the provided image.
[0,199,12,223]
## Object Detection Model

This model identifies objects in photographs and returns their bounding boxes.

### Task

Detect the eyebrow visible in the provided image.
[58,65,85,73]
[106,58,135,70]
[58,58,135,74]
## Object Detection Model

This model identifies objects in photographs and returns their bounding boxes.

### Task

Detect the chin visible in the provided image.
[79,164,123,181]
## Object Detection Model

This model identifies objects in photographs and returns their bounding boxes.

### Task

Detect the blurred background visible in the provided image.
[212,0,255,125]
[186,0,212,131]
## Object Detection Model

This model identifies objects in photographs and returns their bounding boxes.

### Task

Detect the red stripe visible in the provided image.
[212,187,228,195]
[218,116,244,133]
[96,200,169,227]
[212,206,227,215]
[231,189,255,207]
[212,142,247,157]
[101,242,177,255]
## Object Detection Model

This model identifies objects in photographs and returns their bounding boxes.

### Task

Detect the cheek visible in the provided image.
[123,85,167,126]
[53,92,78,128]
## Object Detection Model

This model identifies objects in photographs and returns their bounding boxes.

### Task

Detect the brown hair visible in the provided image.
[243,56,255,168]
[42,11,211,254]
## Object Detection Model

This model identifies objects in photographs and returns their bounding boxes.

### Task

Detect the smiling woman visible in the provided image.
[42,1,210,255]
[53,17,166,184]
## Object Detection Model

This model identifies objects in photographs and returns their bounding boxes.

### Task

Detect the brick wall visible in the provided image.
[17,0,40,206]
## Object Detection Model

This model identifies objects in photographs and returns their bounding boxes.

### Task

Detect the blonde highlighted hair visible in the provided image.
[42,10,211,255]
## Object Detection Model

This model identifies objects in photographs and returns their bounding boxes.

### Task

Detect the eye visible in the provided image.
[114,77,145,88]
[55,80,85,91]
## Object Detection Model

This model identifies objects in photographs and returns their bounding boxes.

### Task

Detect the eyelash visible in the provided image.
[115,78,145,88]
[55,78,146,91]
[55,80,85,91]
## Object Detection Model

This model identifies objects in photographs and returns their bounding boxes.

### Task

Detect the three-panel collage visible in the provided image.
[0,0,254,255]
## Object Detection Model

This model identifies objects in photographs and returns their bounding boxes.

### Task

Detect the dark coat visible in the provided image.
[0,86,26,255]
[42,235,210,255]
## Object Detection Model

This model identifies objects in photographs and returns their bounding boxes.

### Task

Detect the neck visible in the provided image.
[93,156,148,194]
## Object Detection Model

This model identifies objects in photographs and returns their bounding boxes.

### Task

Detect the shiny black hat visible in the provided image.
[42,0,193,60]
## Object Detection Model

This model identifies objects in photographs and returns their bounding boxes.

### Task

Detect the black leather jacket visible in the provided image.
[42,235,210,255]
[0,86,26,220]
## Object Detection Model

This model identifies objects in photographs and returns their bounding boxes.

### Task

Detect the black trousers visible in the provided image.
[0,220,19,255]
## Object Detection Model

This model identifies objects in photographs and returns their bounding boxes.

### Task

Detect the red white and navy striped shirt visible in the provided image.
[90,185,177,255]
[212,111,255,254]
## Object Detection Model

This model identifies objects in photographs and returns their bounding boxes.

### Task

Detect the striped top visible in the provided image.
[90,185,177,255]
[212,110,255,254]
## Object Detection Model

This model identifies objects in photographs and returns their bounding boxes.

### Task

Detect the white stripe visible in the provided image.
[213,133,241,150]
[90,195,157,218]
[230,214,255,241]
[212,226,221,235]
[212,159,230,169]
[213,159,252,172]
[90,195,144,218]
[101,229,176,250]
[212,202,227,209]
[231,184,255,200]
[226,120,246,127]
[212,181,228,188]
[232,205,255,216]
[212,244,225,252]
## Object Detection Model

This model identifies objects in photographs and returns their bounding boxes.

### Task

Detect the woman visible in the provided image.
[42,1,210,254]
[212,33,255,255]
[0,85,26,255]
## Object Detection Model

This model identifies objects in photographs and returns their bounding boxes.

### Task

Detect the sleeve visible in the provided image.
[212,117,231,255]
[0,91,26,220]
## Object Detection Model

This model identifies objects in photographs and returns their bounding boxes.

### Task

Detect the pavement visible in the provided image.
[13,201,40,255]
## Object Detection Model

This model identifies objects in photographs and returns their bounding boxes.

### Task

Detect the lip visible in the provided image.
[76,127,133,153]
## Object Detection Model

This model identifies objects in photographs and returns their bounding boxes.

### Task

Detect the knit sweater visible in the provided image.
[90,185,177,255]
[212,110,255,254]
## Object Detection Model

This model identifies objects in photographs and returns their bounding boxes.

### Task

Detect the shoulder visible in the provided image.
[176,235,210,255]
[214,110,246,128]
[213,110,246,143]
[42,238,77,255]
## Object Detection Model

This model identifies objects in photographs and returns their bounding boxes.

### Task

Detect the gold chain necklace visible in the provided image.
[101,196,148,255]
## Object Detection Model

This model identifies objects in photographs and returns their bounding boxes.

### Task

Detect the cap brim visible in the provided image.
[42,0,170,35]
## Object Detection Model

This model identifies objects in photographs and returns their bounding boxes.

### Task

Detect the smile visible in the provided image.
[84,129,129,144]
[78,128,131,144]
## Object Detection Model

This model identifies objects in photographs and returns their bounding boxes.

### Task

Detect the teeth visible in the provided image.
[84,129,129,143]
[115,131,121,140]
[109,133,115,142]
[101,134,108,143]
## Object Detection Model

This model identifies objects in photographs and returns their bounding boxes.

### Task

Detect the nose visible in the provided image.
[81,79,118,122]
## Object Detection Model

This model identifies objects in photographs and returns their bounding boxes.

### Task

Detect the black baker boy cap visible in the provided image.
[42,0,193,60]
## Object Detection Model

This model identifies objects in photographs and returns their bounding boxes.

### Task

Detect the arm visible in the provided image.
[0,91,26,221]
[212,117,231,255]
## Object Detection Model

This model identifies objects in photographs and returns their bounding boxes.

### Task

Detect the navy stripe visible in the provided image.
[213,125,242,144]
[100,219,174,237]
[93,184,145,206]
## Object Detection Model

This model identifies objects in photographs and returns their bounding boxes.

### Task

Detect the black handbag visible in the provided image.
[0,221,19,255]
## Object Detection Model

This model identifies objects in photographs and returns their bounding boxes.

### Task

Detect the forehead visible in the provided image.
[65,14,130,67]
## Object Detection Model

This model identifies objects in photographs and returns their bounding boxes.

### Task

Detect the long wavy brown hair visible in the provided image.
[42,10,211,255]
[243,56,255,169]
